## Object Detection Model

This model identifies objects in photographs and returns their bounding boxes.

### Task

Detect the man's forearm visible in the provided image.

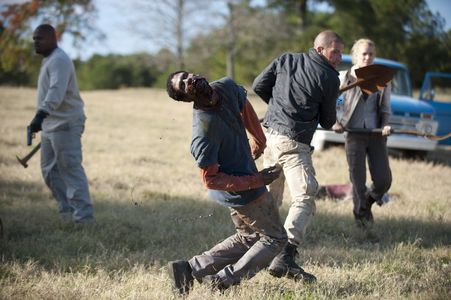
[200,165,264,192]
[241,100,266,158]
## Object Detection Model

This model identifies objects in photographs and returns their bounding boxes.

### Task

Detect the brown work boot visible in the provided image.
[268,243,317,283]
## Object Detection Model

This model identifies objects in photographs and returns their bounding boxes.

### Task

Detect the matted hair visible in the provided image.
[166,70,186,101]
[351,38,376,65]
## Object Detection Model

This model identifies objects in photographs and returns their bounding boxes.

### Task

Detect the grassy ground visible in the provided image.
[0,87,450,299]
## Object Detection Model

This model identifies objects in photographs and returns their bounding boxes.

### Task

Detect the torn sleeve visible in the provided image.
[200,164,264,192]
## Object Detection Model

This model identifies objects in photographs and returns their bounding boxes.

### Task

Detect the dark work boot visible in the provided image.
[167,260,194,295]
[268,243,317,283]
[354,193,376,228]
[203,274,229,293]
[354,207,373,228]
[364,192,376,223]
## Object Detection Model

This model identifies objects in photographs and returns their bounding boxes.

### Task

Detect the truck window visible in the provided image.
[391,69,412,97]
[428,77,451,103]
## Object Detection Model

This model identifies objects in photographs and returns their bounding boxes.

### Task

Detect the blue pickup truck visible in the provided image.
[419,72,451,145]
[311,54,440,157]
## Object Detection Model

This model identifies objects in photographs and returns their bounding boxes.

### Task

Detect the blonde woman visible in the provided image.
[333,39,392,228]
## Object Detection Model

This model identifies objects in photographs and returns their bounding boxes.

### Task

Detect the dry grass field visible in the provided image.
[0,86,450,299]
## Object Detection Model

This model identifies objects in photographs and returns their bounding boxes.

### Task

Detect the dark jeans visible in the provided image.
[345,133,392,214]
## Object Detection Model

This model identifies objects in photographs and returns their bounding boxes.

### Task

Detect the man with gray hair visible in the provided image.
[29,24,94,224]
[253,30,344,282]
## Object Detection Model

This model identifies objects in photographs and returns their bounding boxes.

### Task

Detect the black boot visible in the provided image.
[268,243,317,283]
[364,192,376,222]
[203,274,229,293]
[354,193,375,228]
[167,260,194,295]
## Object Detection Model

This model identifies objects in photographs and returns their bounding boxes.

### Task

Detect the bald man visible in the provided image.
[29,24,94,224]
[252,30,344,282]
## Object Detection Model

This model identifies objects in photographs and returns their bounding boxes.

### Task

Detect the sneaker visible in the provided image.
[376,193,390,206]
[167,260,194,295]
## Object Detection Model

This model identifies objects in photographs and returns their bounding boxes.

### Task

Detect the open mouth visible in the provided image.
[194,78,207,90]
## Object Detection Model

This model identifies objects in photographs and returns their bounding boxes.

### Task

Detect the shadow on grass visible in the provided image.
[306,208,451,249]
[424,145,451,166]
[1,181,450,273]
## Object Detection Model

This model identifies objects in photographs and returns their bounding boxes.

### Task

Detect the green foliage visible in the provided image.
[1,0,449,89]
[327,0,450,86]
[76,53,163,90]
[184,4,302,84]
[0,0,98,86]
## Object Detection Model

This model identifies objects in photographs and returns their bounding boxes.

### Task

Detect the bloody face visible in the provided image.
[171,72,211,102]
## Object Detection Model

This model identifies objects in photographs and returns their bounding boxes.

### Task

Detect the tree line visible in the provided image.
[1,0,450,90]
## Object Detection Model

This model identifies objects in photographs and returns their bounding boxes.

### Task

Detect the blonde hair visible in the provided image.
[351,38,376,65]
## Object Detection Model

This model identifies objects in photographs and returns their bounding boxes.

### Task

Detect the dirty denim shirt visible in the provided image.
[190,77,266,207]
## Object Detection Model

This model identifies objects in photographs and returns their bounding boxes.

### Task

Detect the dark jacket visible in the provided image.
[252,48,339,145]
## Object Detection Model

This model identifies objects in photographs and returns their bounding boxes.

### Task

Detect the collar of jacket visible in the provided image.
[308,48,338,75]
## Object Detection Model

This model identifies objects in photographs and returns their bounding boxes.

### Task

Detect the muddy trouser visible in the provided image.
[41,119,94,223]
[345,133,392,214]
[263,130,318,247]
[188,192,287,287]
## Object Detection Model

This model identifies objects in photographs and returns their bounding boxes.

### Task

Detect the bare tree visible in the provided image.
[299,0,307,30]
[126,0,216,70]
[226,1,237,79]
[221,0,288,79]
[185,0,290,81]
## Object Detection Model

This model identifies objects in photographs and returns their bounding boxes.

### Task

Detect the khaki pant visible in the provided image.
[263,131,318,246]
[189,192,287,287]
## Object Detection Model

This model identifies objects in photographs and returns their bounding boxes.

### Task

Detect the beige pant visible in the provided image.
[188,192,287,287]
[263,130,318,246]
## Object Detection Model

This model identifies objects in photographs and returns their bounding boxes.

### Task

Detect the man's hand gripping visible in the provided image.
[259,165,282,185]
